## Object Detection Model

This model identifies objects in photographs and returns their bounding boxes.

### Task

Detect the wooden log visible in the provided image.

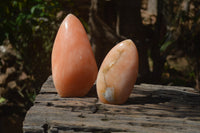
[23,76,200,133]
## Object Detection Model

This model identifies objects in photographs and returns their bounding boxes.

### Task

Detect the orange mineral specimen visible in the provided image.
[97,39,139,104]
[51,14,98,97]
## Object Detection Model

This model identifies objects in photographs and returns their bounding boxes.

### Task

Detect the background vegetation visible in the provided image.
[0,0,199,132]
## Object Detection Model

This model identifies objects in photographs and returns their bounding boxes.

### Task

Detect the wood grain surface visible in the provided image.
[23,76,200,133]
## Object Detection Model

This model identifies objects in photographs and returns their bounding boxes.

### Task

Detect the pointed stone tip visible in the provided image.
[67,13,74,17]
[66,13,75,19]
[65,13,81,24]
[124,39,133,44]
[120,39,135,47]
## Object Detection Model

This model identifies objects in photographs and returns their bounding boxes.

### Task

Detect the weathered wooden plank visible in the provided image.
[23,76,200,133]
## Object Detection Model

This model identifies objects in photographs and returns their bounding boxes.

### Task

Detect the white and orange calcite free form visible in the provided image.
[97,39,139,104]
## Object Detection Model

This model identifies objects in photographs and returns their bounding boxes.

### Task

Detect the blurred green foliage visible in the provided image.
[0,0,62,88]
[0,0,199,94]
[0,1,72,131]
[160,0,200,88]
[0,97,6,104]
[0,1,199,132]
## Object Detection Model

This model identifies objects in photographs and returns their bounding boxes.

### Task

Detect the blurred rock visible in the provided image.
[0,43,33,120]
[0,74,8,85]
[18,72,28,81]
[6,67,16,75]
[7,81,17,90]
[0,87,5,97]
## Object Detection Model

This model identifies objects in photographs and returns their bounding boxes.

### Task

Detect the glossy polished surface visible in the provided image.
[52,14,98,97]
[97,39,139,104]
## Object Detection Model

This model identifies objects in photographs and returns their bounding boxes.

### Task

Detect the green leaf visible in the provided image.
[160,40,174,52]
[18,2,23,11]
[31,6,36,14]
[12,1,18,7]
[0,97,6,104]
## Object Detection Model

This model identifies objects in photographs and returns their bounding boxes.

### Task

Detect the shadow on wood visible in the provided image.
[23,76,200,133]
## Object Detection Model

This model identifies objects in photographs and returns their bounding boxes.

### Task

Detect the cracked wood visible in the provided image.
[23,76,200,133]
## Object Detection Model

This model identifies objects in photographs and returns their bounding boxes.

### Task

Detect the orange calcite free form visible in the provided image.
[97,39,139,104]
[51,14,98,97]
